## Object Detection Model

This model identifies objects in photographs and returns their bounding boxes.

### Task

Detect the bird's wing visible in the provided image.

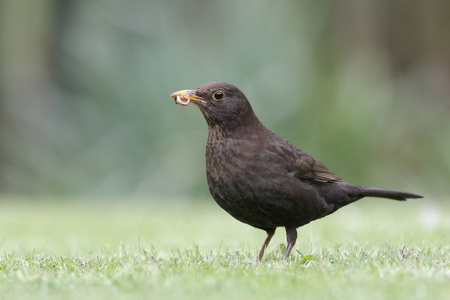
[264,132,341,183]
[289,156,341,183]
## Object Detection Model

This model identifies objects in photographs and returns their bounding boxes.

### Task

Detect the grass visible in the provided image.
[0,197,449,300]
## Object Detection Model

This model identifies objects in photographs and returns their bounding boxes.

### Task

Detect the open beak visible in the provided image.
[170,89,206,106]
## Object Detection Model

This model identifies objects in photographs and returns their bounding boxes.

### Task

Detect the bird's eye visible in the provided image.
[213,91,224,101]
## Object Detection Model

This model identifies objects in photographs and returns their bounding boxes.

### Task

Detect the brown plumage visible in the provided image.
[170,82,422,261]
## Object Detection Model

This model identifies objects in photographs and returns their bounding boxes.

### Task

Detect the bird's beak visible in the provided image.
[170,89,206,106]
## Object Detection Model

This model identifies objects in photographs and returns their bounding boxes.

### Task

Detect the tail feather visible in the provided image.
[356,186,423,201]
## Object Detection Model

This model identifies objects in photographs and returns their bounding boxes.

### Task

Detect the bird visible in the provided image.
[170,81,422,261]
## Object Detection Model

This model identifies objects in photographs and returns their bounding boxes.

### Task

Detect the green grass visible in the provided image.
[0,197,449,300]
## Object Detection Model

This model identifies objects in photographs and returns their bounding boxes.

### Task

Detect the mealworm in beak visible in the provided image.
[176,95,190,106]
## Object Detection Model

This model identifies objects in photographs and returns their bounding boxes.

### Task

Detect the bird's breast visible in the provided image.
[206,134,253,183]
[204,129,297,228]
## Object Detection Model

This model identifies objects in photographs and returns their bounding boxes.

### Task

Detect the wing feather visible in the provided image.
[289,154,341,183]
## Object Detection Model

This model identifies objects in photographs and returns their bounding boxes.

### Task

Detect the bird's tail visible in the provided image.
[355,186,423,201]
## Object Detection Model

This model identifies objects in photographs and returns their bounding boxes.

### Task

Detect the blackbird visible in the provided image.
[170,81,422,261]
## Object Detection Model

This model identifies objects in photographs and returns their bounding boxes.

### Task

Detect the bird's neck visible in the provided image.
[207,110,263,136]
[206,115,270,155]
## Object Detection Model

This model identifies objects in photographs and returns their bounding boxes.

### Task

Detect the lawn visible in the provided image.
[0,196,449,300]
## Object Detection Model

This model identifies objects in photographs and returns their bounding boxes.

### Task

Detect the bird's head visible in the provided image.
[170,82,257,128]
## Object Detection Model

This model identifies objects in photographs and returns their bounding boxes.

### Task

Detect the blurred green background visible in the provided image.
[1,0,449,199]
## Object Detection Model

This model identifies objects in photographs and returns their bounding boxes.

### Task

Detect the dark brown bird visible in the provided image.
[170,82,422,261]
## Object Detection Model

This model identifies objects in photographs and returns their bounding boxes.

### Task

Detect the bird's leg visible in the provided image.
[258,228,276,261]
[283,227,297,260]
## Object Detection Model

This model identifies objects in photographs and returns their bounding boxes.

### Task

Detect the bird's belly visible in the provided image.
[207,171,329,229]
